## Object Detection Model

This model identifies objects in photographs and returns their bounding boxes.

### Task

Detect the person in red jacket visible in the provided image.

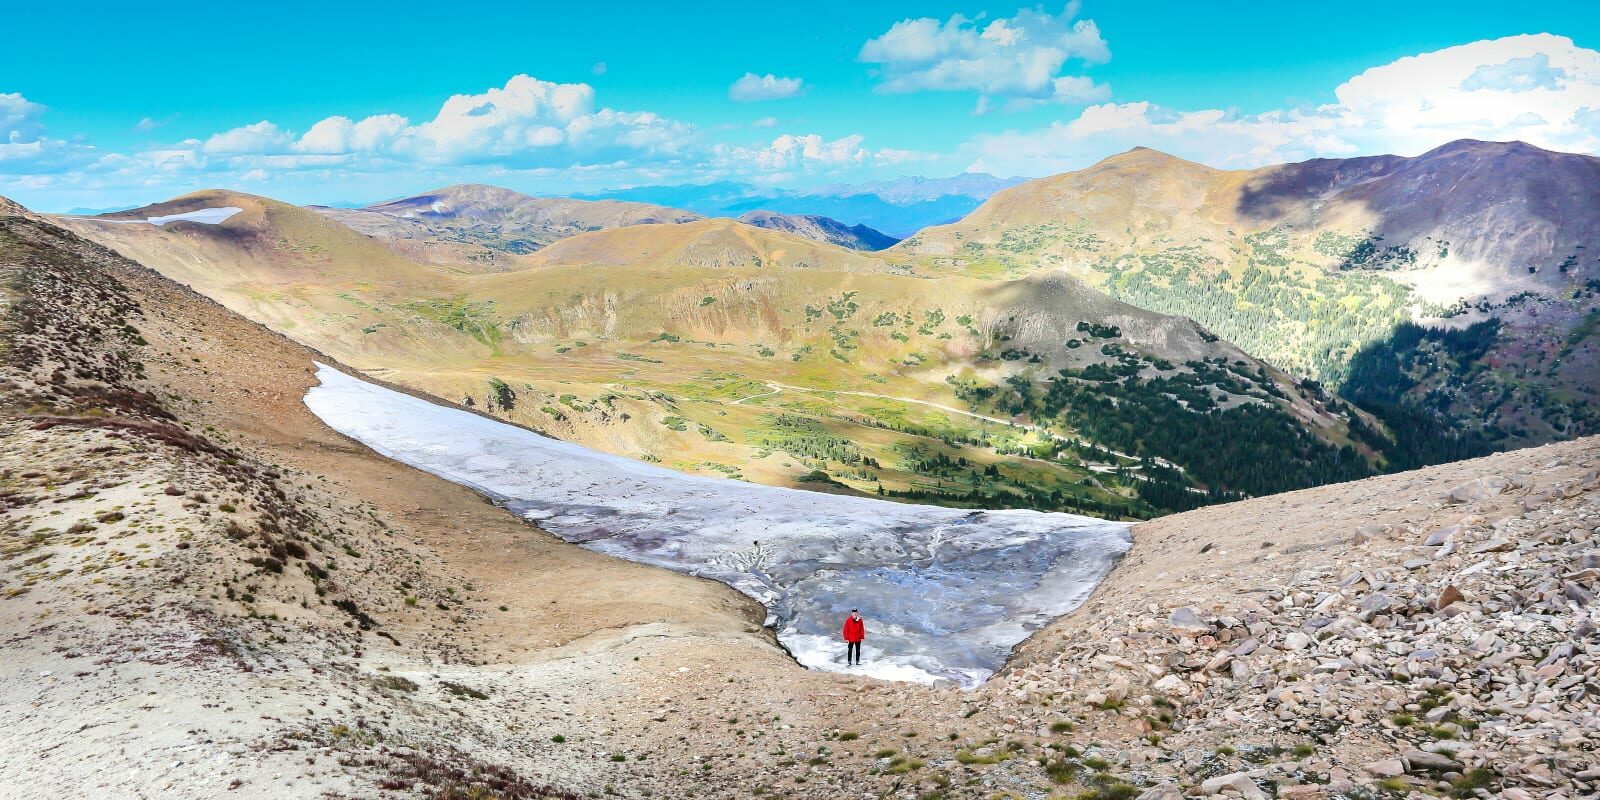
[842,609,866,666]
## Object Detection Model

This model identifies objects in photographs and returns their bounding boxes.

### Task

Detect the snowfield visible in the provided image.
[304,364,1131,686]
[89,207,243,226]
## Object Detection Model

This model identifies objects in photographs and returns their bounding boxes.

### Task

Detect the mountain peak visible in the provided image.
[1413,139,1598,165]
[1094,146,1211,171]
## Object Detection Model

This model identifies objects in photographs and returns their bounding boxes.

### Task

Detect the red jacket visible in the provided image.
[842,614,865,643]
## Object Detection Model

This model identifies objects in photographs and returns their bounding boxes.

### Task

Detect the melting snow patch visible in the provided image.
[93,207,242,226]
[303,364,1131,687]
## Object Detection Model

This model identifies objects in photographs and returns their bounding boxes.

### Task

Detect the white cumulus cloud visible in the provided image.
[966,33,1600,176]
[716,132,938,174]
[1,93,47,143]
[729,73,806,102]
[192,75,695,169]
[0,92,101,175]
[859,2,1110,111]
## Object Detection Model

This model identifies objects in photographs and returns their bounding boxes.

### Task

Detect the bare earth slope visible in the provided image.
[4,199,1600,798]
[0,200,789,799]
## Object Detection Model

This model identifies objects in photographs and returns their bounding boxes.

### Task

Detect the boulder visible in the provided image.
[1435,584,1465,611]
[1447,475,1509,503]
[1134,786,1184,800]
[1199,772,1266,800]
[1277,786,1327,800]
[1401,748,1461,773]
[1363,759,1405,777]
[1168,607,1211,636]
[1422,525,1459,546]
[1152,674,1188,697]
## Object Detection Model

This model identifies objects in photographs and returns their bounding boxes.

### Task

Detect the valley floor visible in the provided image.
[4,204,1599,799]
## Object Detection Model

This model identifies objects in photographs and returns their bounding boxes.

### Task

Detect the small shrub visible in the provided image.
[372,675,419,693]
[440,681,488,700]
[1376,777,1409,792]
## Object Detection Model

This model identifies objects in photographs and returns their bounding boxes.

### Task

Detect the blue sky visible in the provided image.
[2,1,1597,210]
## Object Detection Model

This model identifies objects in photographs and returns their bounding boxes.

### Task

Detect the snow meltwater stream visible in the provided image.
[304,364,1131,687]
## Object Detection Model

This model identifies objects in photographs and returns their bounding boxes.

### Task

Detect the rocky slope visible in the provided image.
[1000,433,1600,799]
[736,209,899,250]
[0,199,776,799]
[5,196,1600,799]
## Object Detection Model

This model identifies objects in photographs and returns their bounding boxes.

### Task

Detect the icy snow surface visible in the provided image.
[304,364,1131,686]
[93,207,243,226]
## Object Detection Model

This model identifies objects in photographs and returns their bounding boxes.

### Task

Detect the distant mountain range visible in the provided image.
[735,210,900,250]
[311,184,901,268]
[577,173,1024,237]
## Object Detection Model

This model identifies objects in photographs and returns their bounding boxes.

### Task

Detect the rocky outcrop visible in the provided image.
[973,440,1599,797]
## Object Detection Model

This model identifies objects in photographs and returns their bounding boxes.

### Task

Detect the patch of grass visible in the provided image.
[1376,777,1410,793]
[953,749,1008,765]
[439,681,488,700]
[1450,768,1495,797]
[885,758,924,775]
[1045,758,1077,784]
[1049,721,1073,734]
[371,675,419,693]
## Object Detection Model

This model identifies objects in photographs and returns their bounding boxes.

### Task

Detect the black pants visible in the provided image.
[846,641,861,664]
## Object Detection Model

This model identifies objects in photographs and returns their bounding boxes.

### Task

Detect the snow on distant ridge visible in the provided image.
[90,207,243,226]
[303,364,1131,686]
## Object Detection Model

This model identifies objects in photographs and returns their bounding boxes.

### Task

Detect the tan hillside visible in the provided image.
[523,215,901,272]
[6,198,1599,798]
